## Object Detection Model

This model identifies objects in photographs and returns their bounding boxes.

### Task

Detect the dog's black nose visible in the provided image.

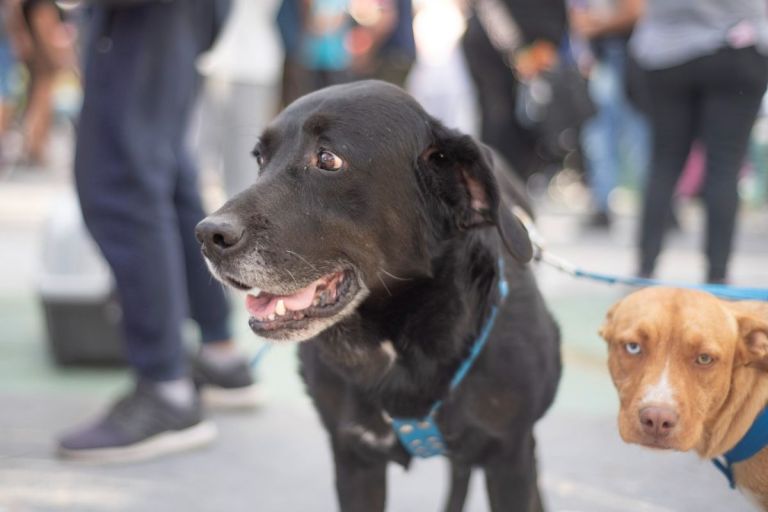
[195,215,245,252]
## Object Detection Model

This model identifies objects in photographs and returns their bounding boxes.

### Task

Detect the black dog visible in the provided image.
[196,81,561,512]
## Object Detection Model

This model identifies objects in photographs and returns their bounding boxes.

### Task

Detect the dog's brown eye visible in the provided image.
[696,353,714,366]
[317,150,343,171]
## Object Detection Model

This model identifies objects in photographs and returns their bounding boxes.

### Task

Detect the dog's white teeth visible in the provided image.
[275,299,286,316]
[268,313,276,321]
[252,288,262,298]
[313,296,321,306]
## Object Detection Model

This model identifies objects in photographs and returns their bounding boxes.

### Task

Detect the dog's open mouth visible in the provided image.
[245,269,359,337]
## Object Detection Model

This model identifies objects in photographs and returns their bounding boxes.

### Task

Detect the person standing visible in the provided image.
[347,0,415,87]
[570,0,649,228]
[633,0,768,283]
[59,0,259,462]
[196,0,283,198]
[462,0,568,180]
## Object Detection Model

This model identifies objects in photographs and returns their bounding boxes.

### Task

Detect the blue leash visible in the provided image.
[246,260,509,459]
[571,269,768,302]
[250,343,272,369]
[510,206,768,302]
[391,258,509,458]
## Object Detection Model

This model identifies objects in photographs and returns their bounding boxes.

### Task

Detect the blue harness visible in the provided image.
[390,259,510,458]
[712,407,768,488]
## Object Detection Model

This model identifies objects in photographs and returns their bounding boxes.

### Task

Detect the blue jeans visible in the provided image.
[75,2,231,381]
[582,40,650,212]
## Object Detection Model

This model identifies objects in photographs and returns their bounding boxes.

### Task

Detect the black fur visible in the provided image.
[197,81,561,512]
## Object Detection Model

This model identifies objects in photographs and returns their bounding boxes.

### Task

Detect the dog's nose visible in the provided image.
[195,215,245,252]
[639,406,678,438]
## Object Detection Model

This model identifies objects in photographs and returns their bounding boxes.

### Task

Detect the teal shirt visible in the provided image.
[302,0,350,71]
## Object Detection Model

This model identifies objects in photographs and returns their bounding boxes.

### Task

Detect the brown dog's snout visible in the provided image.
[639,406,678,438]
[195,215,246,254]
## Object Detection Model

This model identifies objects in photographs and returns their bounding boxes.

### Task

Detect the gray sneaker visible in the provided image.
[57,380,217,463]
[192,353,263,410]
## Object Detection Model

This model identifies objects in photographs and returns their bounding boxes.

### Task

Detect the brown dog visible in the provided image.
[600,287,768,507]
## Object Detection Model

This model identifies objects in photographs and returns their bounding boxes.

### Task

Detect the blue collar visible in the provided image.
[712,407,768,488]
[390,258,510,458]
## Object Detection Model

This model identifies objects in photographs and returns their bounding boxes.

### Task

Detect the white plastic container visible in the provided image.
[38,190,125,365]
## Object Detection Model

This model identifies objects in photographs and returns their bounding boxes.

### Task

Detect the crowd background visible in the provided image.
[1,0,767,247]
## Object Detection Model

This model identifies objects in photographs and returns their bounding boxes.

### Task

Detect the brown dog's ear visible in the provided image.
[737,313,768,371]
[423,127,533,263]
[599,302,620,342]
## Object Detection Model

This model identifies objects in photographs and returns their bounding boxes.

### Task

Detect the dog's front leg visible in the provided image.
[484,430,544,512]
[332,435,388,512]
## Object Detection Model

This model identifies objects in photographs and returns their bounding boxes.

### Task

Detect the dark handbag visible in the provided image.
[515,63,596,157]
[475,0,595,158]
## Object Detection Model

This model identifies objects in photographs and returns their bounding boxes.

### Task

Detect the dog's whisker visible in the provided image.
[286,249,319,272]
[379,268,411,282]
[285,268,299,286]
[377,272,393,297]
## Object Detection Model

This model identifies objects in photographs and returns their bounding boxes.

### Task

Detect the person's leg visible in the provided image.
[638,63,698,276]
[582,42,625,223]
[462,17,537,178]
[75,5,198,382]
[60,2,219,461]
[697,47,768,282]
[176,141,263,408]
[0,42,17,138]
[174,148,231,343]
[20,0,61,163]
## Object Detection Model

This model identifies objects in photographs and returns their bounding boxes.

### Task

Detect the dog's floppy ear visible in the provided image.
[422,126,533,263]
[735,312,768,371]
[599,302,620,342]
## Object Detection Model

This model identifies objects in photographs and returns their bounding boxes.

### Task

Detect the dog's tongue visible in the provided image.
[245,280,321,318]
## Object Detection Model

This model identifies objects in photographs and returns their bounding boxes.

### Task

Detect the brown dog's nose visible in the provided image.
[195,215,245,253]
[639,406,678,438]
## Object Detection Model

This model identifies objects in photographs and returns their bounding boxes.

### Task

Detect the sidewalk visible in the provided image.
[1,156,765,511]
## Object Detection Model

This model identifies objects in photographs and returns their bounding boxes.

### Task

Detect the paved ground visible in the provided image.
[1,133,767,511]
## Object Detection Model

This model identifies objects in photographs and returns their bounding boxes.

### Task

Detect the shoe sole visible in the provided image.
[57,420,218,464]
[201,383,264,410]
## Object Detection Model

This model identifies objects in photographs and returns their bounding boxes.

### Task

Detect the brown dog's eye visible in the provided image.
[624,342,642,356]
[696,354,714,366]
[317,150,343,172]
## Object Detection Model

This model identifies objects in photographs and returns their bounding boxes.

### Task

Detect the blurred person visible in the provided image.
[302,0,352,92]
[196,0,283,197]
[347,0,415,87]
[0,3,19,151]
[10,0,75,165]
[632,0,768,283]
[462,0,569,180]
[276,0,352,105]
[58,0,259,463]
[276,0,303,106]
[570,0,649,229]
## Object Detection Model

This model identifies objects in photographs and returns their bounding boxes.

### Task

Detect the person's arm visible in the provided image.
[347,0,398,72]
[569,0,645,40]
